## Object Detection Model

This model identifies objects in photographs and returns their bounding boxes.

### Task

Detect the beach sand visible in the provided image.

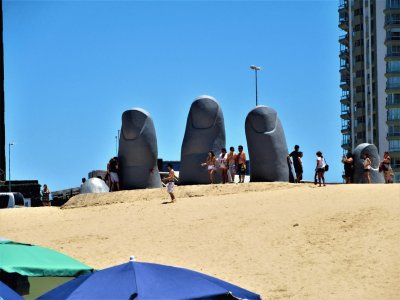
[1,182,399,299]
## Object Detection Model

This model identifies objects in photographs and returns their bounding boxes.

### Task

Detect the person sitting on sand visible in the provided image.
[162,163,176,203]
[201,151,217,184]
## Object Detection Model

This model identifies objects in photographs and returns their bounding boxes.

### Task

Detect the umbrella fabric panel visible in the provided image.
[134,262,230,299]
[37,263,138,300]
[0,241,93,277]
[37,261,261,300]
[0,280,24,300]
[193,271,261,300]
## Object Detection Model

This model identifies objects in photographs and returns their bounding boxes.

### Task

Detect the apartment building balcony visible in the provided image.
[386,84,400,93]
[384,17,400,30]
[387,132,400,140]
[340,81,350,90]
[340,66,350,76]
[387,119,400,126]
[339,17,349,31]
[385,33,400,45]
[341,124,351,134]
[340,110,351,120]
[385,51,400,60]
[386,96,400,107]
[384,1,400,13]
[341,141,352,149]
[385,70,400,77]
[339,49,349,59]
[340,94,350,104]
[339,34,349,45]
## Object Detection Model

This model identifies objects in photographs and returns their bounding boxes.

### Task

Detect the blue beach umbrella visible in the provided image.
[37,257,261,300]
[0,281,24,300]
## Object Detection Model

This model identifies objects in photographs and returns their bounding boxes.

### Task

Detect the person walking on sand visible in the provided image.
[41,184,51,207]
[162,163,176,203]
[201,151,217,184]
[316,151,326,187]
[219,148,229,184]
[342,152,354,184]
[227,146,237,183]
[236,145,247,183]
[363,153,372,184]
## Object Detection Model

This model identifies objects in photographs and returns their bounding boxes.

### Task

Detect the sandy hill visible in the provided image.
[1,182,399,299]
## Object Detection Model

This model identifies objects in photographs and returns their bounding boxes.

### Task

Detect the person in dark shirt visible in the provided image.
[109,157,120,191]
[289,145,302,183]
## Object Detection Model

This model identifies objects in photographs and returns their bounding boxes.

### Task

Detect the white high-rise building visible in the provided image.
[339,0,400,182]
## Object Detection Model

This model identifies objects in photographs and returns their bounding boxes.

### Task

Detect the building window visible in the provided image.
[388,45,400,56]
[389,140,400,151]
[388,125,400,136]
[388,108,400,120]
[387,94,400,105]
[387,0,400,9]
[387,77,400,89]
[387,61,400,72]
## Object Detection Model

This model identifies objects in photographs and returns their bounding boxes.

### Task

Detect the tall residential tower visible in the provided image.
[339,0,400,182]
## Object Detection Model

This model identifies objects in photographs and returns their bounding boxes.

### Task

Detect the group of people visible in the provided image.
[342,151,394,184]
[201,145,247,184]
[288,145,328,187]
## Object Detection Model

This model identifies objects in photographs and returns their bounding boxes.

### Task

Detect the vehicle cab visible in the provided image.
[0,192,25,208]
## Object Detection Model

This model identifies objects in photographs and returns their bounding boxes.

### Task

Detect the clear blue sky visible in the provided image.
[4,0,342,191]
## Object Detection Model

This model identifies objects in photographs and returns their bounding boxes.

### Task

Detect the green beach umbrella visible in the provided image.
[0,240,93,277]
[0,239,93,299]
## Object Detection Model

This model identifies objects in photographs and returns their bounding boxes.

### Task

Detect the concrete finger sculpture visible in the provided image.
[245,106,291,182]
[353,143,384,183]
[179,95,226,185]
[80,178,109,194]
[118,108,162,189]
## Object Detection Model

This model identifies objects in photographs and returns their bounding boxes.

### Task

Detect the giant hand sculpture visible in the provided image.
[179,96,226,185]
[118,108,162,189]
[245,106,291,182]
[353,143,384,183]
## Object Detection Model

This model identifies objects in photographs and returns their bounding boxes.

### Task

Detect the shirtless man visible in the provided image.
[162,163,176,203]
[227,146,237,183]
[236,145,247,183]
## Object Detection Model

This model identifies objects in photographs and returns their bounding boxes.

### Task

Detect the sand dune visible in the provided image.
[1,183,399,299]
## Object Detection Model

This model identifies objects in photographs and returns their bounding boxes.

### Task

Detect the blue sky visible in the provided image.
[4,0,342,191]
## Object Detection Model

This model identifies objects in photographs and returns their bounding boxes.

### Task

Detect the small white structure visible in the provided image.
[80,178,109,194]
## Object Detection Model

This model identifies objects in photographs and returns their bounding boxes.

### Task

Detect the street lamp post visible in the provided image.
[8,142,14,192]
[250,65,261,106]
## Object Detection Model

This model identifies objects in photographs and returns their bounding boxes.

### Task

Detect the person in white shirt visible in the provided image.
[219,148,228,184]
[316,151,326,187]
